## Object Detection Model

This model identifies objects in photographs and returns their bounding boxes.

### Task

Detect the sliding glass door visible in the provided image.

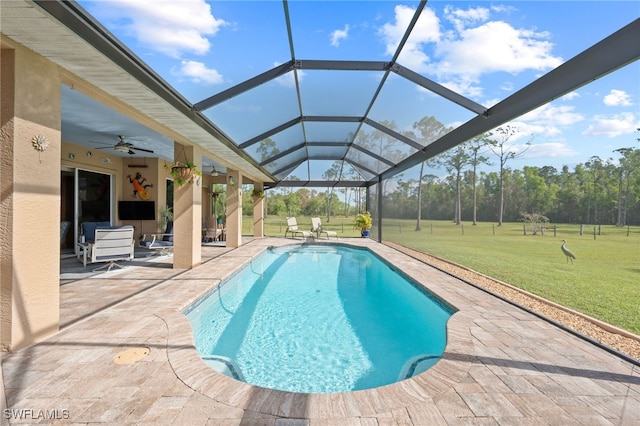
[60,167,113,255]
[77,169,112,223]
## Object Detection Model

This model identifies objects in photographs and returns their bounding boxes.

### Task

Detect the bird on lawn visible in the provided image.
[561,240,576,264]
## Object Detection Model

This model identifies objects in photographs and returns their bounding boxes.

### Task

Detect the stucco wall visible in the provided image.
[1,44,62,350]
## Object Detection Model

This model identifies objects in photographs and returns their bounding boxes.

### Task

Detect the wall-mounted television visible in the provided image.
[118,201,155,221]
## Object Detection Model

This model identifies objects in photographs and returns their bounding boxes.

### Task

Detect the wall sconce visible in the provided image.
[210,166,219,177]
[228,175,236,187]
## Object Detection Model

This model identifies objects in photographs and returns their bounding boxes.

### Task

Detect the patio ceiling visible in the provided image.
[2,1,639,187]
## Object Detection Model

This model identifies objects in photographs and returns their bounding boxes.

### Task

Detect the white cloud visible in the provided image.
[561,91,580,101]
[380,5,440,70]
[500,81,514,92]
[490,4,517,14]
[435,21,563,78]
[520,103,584,128]
[444,5,490,32]
[331,25,350,47]
[510,121,559,139]
[583,112,639,138]
[176,60,223,84]
[378,5,563,98]
[500,104,584,146]
[93,0,227,58]
[603,89,633,107]
[523,142,577,158]
[438,79,484,100]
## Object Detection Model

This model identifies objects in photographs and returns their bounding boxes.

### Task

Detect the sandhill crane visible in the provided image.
[561,240,576,264]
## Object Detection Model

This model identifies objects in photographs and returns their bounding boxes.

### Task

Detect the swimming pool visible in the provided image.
[185,244,454,393]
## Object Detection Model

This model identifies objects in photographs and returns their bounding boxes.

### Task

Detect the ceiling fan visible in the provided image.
[93,135,154,155]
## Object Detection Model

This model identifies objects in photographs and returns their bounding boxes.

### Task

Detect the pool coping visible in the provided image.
[158,239,475,418]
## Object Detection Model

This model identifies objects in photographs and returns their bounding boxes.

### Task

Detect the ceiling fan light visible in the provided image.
[114,145,130,153]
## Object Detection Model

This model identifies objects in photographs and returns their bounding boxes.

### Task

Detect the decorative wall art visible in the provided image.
[32,135,49,163]
[126,172,153,200]
[31,135,49,152]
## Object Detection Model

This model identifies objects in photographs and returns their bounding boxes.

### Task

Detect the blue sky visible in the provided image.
[77,0,639,178]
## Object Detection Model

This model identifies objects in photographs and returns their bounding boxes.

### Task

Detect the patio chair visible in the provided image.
[140,221,174,255]
[311,217,337,239]
[81,225,135,271]
[76,220,111,262]
[285,217,313,239]
[203,216,223,242]
[80,220,111,243]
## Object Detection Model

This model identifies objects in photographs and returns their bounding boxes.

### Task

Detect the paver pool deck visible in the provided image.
[2,237,639,425]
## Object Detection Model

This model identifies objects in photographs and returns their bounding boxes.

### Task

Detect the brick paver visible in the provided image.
[2,238,638,425]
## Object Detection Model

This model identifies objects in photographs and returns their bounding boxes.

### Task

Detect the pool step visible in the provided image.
[202,355,245,381]
[397,354,440,380]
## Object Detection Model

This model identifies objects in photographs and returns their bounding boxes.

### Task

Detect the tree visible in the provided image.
[438,146,471,225]
[521,212,550,235]
[613,147,640,226]
[519,166,557,226]
[487,125,531,226]
[323,162,342,222]
[255,137,280,218]
[412,116,448,230]
[283,191,301,217]
[414,159,437,230]
[466,135,492,225]
[583,156,615,224]
[554,165,581,223]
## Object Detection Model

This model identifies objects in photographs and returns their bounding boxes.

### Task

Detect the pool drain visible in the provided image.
[113,347,150,364]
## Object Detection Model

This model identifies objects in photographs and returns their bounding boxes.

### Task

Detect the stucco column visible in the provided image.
[225,169,242,248]
[0,47,61,350]
[253,182,264,238]
[172,142,202,269]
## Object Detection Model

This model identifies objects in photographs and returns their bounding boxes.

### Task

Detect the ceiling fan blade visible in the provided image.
[128,150,136,155]
[130,146,154,153]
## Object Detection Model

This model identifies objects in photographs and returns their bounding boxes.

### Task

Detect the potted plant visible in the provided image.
[354,211,372,237]
[165,161,201,186]
[216,213,226,225]
[158,206,173,232]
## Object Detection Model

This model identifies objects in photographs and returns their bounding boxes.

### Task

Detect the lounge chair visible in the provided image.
[80,225,135,271]
[140,221,174,255]
[285,217,313,239]
[311,217,337,239]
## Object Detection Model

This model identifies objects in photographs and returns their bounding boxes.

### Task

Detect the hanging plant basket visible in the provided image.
[165,160,202,186]
[172,166,194,180]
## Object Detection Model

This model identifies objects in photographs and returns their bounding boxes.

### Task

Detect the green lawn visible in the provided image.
[381,219,640,335]
[242,215,364,238]
[243,216,639,334]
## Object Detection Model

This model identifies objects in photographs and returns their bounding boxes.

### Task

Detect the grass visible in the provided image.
[242,216,639,334]
[381,219,640,335]
[242,215,363,238]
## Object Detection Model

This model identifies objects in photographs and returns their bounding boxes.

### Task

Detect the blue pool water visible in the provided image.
[185,245,454,393]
